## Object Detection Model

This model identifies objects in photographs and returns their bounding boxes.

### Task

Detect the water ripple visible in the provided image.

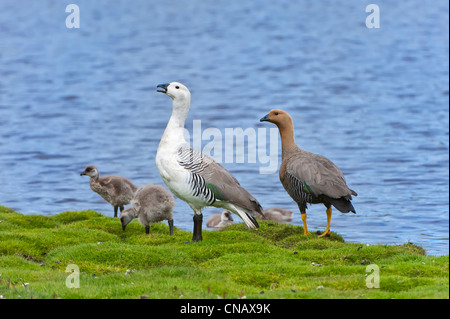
[0,0,448,256]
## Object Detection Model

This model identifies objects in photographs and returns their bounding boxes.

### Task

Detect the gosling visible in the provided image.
[120,184,175,235]
[80,165,138,217]
[260,208,293,222]
[206,210,235,228]
[217,208,293,224]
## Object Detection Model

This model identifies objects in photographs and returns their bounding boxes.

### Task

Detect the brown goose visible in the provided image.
[260,109,357,237]
[80,165,138,217]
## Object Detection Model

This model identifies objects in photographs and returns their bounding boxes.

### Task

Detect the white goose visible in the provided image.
[155,82,263,241]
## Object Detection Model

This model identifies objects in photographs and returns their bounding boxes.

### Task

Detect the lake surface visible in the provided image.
[0,0,448,256]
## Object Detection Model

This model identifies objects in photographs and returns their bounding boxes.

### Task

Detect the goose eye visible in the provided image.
[274,112,279,115]
[175,86,180,89]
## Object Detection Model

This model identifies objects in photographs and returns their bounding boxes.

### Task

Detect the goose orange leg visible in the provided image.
[318,207,332,238]
[301,213,311,235]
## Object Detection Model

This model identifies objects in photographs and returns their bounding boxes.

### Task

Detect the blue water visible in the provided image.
[0,0,448,256]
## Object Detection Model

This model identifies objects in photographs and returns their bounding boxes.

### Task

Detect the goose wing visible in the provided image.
[284,152,355,200]
[177,145,263,214]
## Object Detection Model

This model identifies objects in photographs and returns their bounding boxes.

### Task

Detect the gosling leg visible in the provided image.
[168,219,174,236]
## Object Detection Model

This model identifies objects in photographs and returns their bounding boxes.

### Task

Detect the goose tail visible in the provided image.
[327,197,356,214]
[230,205,259,229]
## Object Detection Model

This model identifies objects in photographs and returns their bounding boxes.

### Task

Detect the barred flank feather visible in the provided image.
[284,171,314,204]
[176,145,261,229]
[178,146,216,205]
[177,146,208,174]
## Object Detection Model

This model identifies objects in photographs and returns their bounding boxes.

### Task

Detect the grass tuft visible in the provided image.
[0,206,448,299]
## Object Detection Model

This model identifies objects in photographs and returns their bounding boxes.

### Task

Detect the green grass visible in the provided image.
[0,205,448,299]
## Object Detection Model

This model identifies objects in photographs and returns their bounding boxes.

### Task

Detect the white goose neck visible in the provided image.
[161,96,191,144]
[170,98,190,128]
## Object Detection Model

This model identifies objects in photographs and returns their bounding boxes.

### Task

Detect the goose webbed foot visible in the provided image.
[318,229,331,237]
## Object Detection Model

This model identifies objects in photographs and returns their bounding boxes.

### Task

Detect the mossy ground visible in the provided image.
[0,205,448,299]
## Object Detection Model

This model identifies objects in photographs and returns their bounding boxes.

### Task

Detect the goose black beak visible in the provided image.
[260,114,271,122]
[157,83,169,93]
[80,172,86,176]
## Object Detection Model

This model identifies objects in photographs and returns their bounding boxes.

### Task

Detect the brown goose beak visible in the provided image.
[260,114,271,122]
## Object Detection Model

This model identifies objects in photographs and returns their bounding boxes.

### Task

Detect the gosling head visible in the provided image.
[259,109,293,129]
[119,208,136,231]
[80,165,99,179]
[221,210,234,222]
[156,82,190,102]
